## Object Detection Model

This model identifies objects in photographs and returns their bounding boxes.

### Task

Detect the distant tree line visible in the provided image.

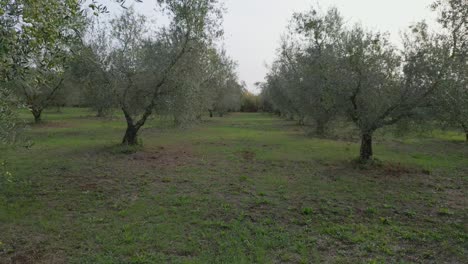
[259,0,467,161]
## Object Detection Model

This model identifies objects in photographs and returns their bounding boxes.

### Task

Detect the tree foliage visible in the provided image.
[430,0,468,140]
[77,1,241,145]
[0,0,86,144]
[261,1,466,161]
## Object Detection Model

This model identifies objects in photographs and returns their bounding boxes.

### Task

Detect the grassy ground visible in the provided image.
[0,108,467,263]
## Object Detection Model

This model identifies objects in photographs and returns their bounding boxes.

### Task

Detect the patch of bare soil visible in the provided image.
[9,250,41,264]
[445,192,467,211]
[377,163,430,177]
[78,183,98,191]
[323,161,430,178]
[7,250,67,264]
[2,234,67,264]
[239,150,256,161]
[128,146,195,168]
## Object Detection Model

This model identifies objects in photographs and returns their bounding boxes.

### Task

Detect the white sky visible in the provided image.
[105,0,437,93]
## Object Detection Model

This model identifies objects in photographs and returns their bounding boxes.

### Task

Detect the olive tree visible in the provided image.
[72,47,116,117]
[6,2,84,123]
[149,39,241,123]
[169,42,222,124]
[436,68,468,141]
[289,8,345,133]
[203,50,242,117]
[69,23,116,117]
[0,0,139,127]
[17,54,68,123]
[0,0,84,128]
[261,8,346,131]
[339,27,403,161]
[105,0,224,145]
[262,3,461,162]
[211,76,243,117]
[430,0,467,141]
[261,55,305,121]
[345,0,466,159]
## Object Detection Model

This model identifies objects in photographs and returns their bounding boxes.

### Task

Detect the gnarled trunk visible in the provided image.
[31,108,43,123]
[209,110,213,118]
[122,124,139,145]
[121,107,144,146]
[360,131,373,161]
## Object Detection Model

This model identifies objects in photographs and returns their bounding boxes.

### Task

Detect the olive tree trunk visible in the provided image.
[122,124,139,145]
[359,131,374,161]
[121,101,156,146]
[121,108,146,146]
[31,108,43,123]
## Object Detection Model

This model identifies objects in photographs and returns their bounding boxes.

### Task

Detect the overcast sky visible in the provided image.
[107,0,437,93]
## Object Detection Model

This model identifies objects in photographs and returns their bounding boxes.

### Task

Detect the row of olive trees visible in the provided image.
[0,0,88,142]
[68,5,243,145]
[261,0,467,162]
[1,0,243,146]
[0,0,133,129]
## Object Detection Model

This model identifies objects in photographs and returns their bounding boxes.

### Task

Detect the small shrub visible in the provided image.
[302,207,314,215]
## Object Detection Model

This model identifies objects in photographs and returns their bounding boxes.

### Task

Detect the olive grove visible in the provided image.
[0,0,86,141]
[261,0,467,161]
[73,1,243,145]
[1,0,244,146]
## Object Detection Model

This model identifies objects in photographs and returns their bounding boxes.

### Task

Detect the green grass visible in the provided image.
[1,109,467,263]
